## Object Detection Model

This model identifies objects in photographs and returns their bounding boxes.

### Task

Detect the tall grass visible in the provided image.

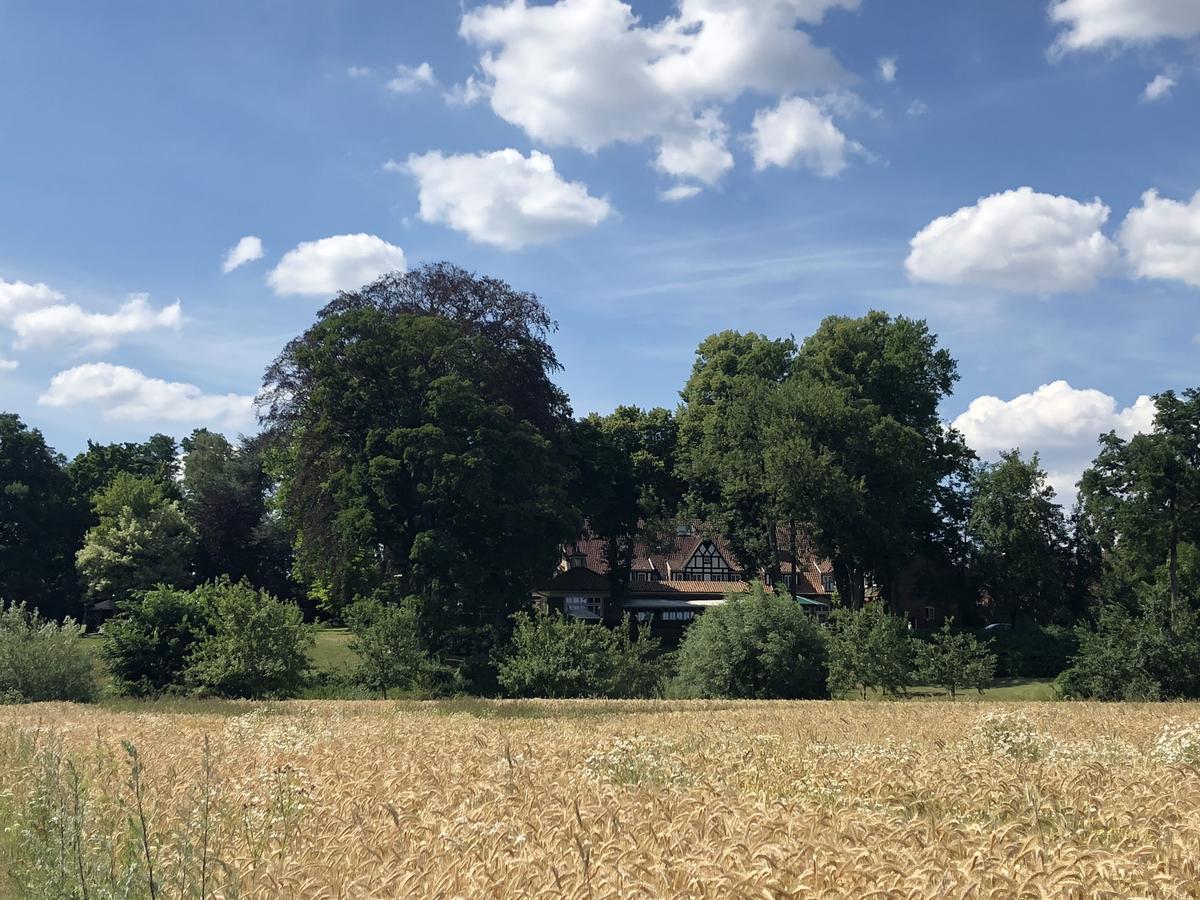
[1,700,1198,896]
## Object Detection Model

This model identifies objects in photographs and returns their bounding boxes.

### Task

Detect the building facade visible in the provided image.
[536,524,836,643]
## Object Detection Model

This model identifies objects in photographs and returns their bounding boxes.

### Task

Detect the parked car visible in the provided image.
[982,622,1013,633]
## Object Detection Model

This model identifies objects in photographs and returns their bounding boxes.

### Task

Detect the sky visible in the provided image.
[1,0,1199,498]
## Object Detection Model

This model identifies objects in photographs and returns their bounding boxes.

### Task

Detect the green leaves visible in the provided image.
[913,619,996,698]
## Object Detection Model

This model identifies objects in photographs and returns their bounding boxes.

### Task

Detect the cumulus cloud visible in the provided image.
[750,96,855,176]
[1119,189,1200,288]
[1050,0,1200,53]
[458,0,857,186]
[40,363,254,427]
[403,149,613,250]
[0,278,63,326]
[268,234,406,297]
[12,295,182,352]
[1143,73,1177,101]
[905,187,1118,293]
[386,62,437,93]
[953,380,1157,498]
[0,357,16,371]
[878,56,897,82]
[221,235,264,273]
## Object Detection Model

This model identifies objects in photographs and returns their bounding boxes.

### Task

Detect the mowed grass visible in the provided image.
[3,700,1200,897]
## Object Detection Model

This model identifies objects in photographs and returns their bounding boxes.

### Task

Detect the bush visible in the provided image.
[1057,602,1200,701]
[100,586,213,695]
[914,619,996,698]
[183,580,314,698]
[346,596,458,697]
[827,602,911,698]
[0,601,97,703]
[674,583,828,699]
[498,612,665,699]
[988,624,1077,678]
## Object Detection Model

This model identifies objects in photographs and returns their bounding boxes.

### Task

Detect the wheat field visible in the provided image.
[2,700,1200,898]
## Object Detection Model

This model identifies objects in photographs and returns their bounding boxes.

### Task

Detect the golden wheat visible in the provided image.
[2,700,1200,898]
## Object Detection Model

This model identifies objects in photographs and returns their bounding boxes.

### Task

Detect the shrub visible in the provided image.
[674,583,828,699]
[827,602,911,698]
[346,596,458,697]
[988,624,1078,678]
[914,618,996,698]
[100,585,214,695]
[0,601,97,703]
[182,580,314,699]
[498,612,665,699]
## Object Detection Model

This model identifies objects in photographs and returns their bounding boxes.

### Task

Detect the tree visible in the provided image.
[180,430,296,597]
[1081,389,1200,627]
[498,612,665,699]
[967,451,1068,624]
[913,619,996,698]
[676,332,795,579]
[827,602,912,698]
[259,264,579,684]
[346,596,450,697]
[183,580,314,699]
[770,312,974,609]
[100,586,214,696]
[674,583,829,699]
[66,433,180,517]
[570,407,684,620]
[0,413,81,619]
[76,473,195,610]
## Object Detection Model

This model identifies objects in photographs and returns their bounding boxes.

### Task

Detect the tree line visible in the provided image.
[3,262,1200,699]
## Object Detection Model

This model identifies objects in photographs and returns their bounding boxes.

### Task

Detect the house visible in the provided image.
[535,524,835,643]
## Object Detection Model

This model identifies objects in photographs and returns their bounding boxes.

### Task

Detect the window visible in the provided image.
[632,571,652,582]
[568,553,587,570]
[682,540,732,581]
[565,596,602,619]
[661,610,695,622]
[822,575,835,593]
[925,605,937,625]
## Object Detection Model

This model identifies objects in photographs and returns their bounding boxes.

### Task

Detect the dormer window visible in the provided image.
[675,523,694,536]
[822,575,835,593]
[568,553,587,570]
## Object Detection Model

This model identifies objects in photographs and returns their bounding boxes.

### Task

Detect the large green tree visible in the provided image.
[66,433,180,516]
[259,263,579,677]
[770,312,974,607]
[676,331,796,578]
[967,450,1068,624]
[0,414,80,618]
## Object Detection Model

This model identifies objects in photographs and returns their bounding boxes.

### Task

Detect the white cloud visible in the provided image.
[953,380,1157,498]
[0,357,16,371]
[347,65,372,78]
[0,278,63,326]
[458,0,856,186]
[268,234,406,297]
[878,56,897,83]
[907,99,929,117]
[654,109,733,185]
[221,235,264,273]
[1119,189,1200,288]
[659,184,703,202]
[40,363,254,428]
[386,62,436,94]
[1143,73,1177,101]
[403,148,613,250]
[750,96,854,176]
[1050,0,1200,53]
[12,294,182,352]
[906,187,1118,293]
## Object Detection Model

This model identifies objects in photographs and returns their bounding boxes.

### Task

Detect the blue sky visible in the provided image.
[1,0,1199,495]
